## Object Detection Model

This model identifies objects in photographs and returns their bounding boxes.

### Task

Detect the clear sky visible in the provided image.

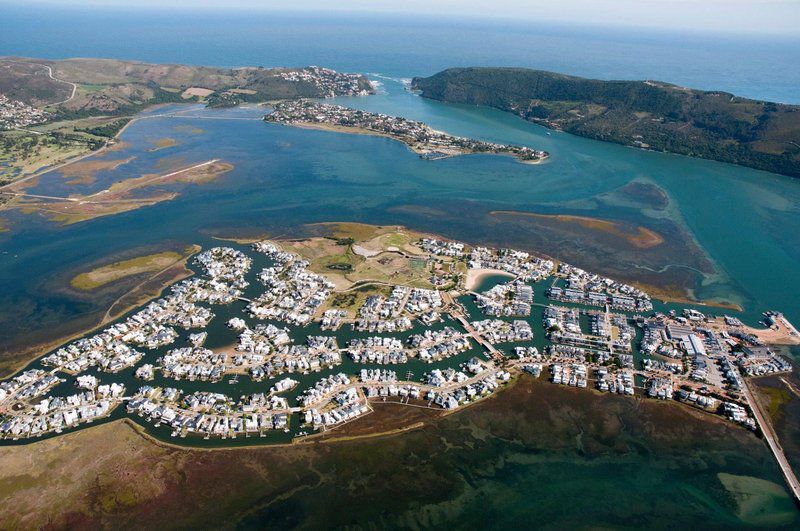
[7,0,800,36]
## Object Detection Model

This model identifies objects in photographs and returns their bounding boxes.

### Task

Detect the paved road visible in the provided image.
[86,158,221,197]
[39,63,78,106]
[3,60,77,106]
[0,191,79,202]
[779,376,800,399]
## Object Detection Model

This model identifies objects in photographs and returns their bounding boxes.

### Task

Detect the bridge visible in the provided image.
[742,379,800,502]
[450,311,504,363]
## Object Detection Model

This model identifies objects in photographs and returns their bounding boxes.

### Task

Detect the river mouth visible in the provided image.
[0,79,799,364]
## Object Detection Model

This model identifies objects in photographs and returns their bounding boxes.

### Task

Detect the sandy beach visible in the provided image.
[284,121,544,163]
[465,268,516,291]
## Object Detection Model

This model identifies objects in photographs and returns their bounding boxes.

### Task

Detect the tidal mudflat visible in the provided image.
[0,376,796,529]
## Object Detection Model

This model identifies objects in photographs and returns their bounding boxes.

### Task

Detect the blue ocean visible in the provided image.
[2,5,799,103]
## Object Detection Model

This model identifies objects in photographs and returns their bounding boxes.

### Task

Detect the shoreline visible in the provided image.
[635,281,745,313]
[0,227,792,468]
[0,219,755,381]
[465,268,517,291]
[0,102,181,192]
[2,371,751,452]
[0,245,200,380]
[2,159,232,226]
[0,375,791,529]
[281,121,547,164]
[490,210,665,249]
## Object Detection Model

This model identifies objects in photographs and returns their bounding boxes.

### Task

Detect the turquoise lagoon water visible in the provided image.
[2,78,800,349]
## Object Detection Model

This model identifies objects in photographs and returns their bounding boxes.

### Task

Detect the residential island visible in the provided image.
[412,67,800,178]
[2,224,796,466]
[265,100,549,163]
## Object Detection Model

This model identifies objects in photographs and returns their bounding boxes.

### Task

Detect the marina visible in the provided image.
[2,229,796,462]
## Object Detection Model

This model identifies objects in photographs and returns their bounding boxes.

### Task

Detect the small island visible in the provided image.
[70,249,196,292]
[0,159,234,225]
[264,100,549,163]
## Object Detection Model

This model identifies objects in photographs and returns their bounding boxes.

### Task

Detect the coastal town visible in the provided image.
[275,66,375,98]
[264,100,549,163]
[3,1,800,525]
[0,94,49,130]
[0,60,376,185]
[1,227,796,445]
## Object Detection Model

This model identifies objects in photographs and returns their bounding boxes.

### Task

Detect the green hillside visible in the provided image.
[412,67,800,178]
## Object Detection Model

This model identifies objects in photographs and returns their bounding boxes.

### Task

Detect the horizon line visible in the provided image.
[2,2,800,40]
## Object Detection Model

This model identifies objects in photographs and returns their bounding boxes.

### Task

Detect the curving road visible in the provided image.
[39,63,78,106]
[2,59,77,106]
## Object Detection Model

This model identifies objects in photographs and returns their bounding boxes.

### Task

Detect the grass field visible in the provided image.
[279,227,462,314]
[0,131,90,181]
[0,113,134,183]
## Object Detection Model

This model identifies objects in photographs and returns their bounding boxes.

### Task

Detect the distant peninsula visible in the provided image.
[411,67,800,178]
[265,100,549,163]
